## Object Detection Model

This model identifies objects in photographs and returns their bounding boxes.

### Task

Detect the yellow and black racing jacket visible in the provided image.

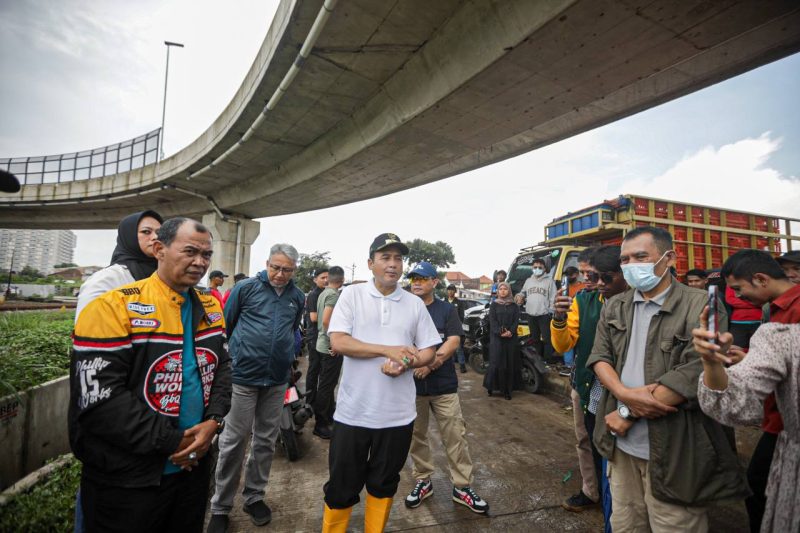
[68,272,231,487]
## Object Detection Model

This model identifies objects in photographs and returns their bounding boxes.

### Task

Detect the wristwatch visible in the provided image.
[207,415,226,434]
[617,404,638,422]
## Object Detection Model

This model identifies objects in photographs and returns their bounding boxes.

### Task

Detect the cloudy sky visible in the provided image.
[1,0,798,281]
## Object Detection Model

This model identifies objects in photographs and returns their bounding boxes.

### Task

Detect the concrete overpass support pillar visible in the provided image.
[202,213,261,291]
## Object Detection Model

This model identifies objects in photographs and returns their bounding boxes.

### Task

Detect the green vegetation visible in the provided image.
[0,456,80,532]
[0,310,74,397]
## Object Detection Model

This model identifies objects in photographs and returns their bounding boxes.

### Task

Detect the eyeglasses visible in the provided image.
[408,276,432,282]
[268,263,296,275]
[586,271,617,284]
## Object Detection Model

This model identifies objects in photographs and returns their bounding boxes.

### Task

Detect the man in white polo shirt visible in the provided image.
[321,233,441,533]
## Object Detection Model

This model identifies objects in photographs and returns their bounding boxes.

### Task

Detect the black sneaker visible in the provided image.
[405,479,433,508]
[243,500,272,526]
[561,491,598,512]
[452,486,488,514]
[460,363,467,373]
[313,424,332,440]
[206,514,229,533]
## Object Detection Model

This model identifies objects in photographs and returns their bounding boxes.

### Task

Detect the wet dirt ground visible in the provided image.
[207,359,752,532]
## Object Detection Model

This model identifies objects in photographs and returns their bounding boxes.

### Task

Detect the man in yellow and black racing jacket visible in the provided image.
[69,217,232,533]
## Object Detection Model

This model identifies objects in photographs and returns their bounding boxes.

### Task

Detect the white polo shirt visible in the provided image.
[328,279,440,428]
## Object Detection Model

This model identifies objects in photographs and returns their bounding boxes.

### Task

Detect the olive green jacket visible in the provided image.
[587,278,749,505]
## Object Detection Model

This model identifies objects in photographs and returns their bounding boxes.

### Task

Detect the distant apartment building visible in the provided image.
[0,229,77,274]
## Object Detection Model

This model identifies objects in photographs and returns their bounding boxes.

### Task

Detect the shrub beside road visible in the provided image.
[0,310,74,397]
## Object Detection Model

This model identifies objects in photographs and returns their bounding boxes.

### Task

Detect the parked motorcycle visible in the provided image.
[468,312,546,394]
[278,360,313,461]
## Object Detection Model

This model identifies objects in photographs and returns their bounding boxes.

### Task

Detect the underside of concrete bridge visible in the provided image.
[1,0,799,229]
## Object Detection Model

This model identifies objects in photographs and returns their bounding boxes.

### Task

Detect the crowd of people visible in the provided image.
[66,210,800,533]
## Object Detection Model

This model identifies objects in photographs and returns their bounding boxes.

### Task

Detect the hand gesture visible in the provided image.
[382,357,406,378]
[553,295,572,321]
[605,411,634,437]
[169,420,218,470]
[385,345,417,366]
[413,366,432,380]
[692,306,735,365]
[620,384,678,419]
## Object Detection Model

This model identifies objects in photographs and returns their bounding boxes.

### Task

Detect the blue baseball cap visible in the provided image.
[408,261,438,278]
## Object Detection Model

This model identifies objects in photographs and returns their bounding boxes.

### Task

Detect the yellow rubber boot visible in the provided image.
[364,493,393,533]
[322,503,352,533]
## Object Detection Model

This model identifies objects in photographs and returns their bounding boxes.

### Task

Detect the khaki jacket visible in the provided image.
[587,278,749,505]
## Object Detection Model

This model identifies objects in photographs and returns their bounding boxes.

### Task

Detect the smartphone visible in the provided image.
[561,275,569,297]
[707,285,718,343]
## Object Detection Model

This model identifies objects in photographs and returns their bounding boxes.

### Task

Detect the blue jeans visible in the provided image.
[456,347,465,365]
[74,489,84,533]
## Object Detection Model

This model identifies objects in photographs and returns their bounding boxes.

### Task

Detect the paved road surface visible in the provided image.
[207,358,750,532]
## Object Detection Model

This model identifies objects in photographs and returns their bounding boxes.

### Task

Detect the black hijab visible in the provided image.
[110,210,163,281]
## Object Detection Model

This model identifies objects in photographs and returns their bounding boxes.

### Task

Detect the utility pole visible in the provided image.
[159,41,184,161]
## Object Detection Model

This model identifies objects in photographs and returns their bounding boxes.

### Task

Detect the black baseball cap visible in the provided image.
[369,233,409,256]
[777,251,800,265]
[209,270,228,279]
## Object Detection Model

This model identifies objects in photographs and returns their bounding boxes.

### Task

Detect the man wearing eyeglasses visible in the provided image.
[208,244,305,533]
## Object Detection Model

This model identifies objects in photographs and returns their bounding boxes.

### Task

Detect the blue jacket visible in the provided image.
[224,271,305,387]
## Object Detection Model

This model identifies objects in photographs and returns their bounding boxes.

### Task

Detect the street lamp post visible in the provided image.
[159,40,184,162]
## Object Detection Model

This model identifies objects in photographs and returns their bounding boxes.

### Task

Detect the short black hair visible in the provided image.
[565,266,579,276]
[531,258,546,267]
[624,226,673,254]
[447,284,456,291]
[157,217,211,247]
[590,245,622,273]
[577,247,597,265]
[685,268,707,279]
[328,266,345,283]
[495,269,507,278]
[721,249,786,282]
[313,268,329,278]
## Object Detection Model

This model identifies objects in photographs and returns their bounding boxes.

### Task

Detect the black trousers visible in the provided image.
[80,457,210,533]
[306,344,322,406]
[324,421,414,509]
[313,353,343,427]
[745,431,778,533]
[583,410,604,495]
[529,313,554,360]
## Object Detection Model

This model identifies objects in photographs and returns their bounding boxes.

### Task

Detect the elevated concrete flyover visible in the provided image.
[2,0,799,229]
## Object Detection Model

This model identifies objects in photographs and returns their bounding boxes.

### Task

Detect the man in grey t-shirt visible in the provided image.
[312,266,345,440]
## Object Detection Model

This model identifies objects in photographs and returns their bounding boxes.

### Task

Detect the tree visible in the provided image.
[19,266,44,278]
[405,239,456,270]
[53,262,78,269]
[294,251,331,293]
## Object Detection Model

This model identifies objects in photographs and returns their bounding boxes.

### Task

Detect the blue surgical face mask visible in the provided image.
[532,267,544,277]
[621,251,671,292]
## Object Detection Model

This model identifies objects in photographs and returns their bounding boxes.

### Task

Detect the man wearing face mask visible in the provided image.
[521,258,557,362]
[587,227,748,532]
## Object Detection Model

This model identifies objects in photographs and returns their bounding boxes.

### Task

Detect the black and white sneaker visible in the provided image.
[452,486,489,514]
[405,479,433,508]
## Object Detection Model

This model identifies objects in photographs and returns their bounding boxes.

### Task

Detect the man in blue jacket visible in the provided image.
[208,244,305,533]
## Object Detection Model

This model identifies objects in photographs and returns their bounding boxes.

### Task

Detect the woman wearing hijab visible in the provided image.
[75,210,163,319]
[72,210,162,533]
[484,282,520,400]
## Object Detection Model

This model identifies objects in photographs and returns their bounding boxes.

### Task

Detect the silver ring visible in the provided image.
[188,452,198,460]
[609,431,617,437]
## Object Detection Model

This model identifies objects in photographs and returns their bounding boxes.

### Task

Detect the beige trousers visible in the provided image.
[410,393,473,488]
[571,388,599,501]
[608,448,708,533]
